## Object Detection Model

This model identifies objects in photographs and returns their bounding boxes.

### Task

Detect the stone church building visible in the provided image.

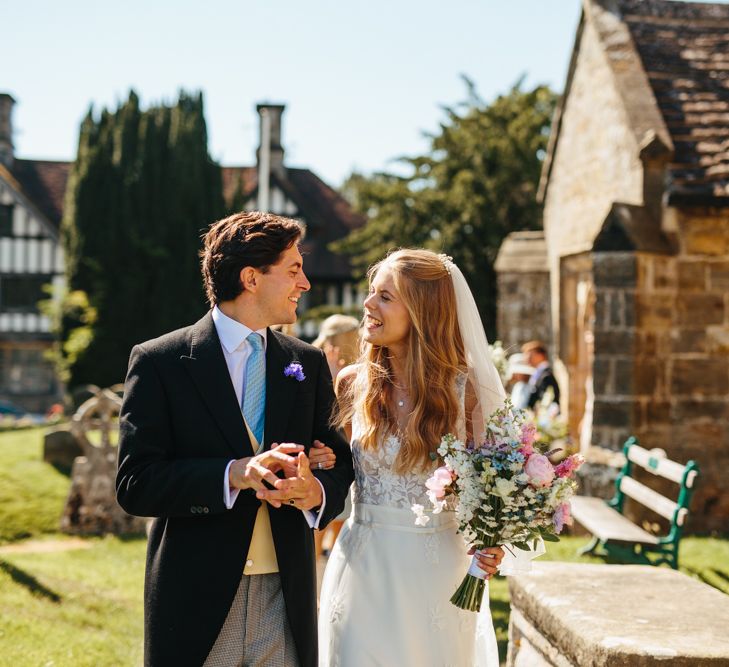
[0,97,363,413]
[496,0,729,532]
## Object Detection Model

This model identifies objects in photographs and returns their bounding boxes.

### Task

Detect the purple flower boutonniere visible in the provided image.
[284,362,306,382]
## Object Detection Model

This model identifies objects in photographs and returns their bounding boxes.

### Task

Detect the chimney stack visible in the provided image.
[256,103,285,176]
[0,94,16,170]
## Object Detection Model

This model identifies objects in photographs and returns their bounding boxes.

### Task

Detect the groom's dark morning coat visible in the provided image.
[116,312,354,667]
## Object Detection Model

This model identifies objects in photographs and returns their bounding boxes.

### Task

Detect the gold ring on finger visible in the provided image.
[288,498,296,506]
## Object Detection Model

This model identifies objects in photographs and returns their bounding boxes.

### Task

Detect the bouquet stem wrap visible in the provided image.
[451,551,490,612]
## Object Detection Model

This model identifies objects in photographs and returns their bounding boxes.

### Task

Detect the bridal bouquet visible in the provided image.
[412,399,584,612]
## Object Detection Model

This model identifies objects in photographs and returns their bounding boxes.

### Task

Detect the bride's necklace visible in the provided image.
[392,383,409,408]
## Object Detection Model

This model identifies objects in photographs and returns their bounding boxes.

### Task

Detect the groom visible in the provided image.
[117,211,354,667]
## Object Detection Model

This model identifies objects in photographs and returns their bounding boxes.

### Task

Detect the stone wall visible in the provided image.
[637,207,729,532]
[589,207,729,532]
[497,273,552,354]
[591,251,639,452]
[495,231,551,353]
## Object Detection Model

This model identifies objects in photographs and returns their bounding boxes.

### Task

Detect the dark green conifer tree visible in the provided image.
[61,91,224,387]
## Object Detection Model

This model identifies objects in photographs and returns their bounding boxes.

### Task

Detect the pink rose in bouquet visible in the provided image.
[524,453,555,488]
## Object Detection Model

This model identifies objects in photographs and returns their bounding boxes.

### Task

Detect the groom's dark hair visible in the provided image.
[200,211,303,307]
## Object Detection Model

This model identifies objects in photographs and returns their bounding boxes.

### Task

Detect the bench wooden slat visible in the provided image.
[571,496,659,545]
[619,476,678,522]
[627,445,693,486]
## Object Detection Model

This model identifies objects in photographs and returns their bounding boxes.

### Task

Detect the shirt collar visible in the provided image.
[212,305,268,354]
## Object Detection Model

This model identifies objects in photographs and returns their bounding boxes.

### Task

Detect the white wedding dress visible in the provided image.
[318,384,500,667]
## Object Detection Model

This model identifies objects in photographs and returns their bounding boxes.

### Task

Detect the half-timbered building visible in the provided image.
[0,95,364,411]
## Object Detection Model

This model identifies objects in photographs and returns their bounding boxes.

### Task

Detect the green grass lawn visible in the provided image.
[0,427,727,665]
[0,536,145,667]
[0,428,70,544]
[0,427,146,666]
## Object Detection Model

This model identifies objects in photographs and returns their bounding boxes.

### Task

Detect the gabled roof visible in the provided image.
[494,231,549,273]
[540,0,729,206]
[221,165,257,205]
[222,166,365,278]
[6,154,364,279]
[593,202,674,253]
[8,159,70,228]
[621,0,729,203]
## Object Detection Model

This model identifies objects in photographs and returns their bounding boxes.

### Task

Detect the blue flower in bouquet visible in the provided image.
[507,451,525,464]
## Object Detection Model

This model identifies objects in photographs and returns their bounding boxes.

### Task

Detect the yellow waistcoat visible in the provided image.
[242,420,279,575]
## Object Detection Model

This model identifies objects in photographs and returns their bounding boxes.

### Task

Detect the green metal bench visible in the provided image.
[570,437,699,569]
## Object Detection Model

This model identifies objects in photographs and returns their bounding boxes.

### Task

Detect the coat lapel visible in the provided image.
[180,312,255,459]
[264,330,298,449]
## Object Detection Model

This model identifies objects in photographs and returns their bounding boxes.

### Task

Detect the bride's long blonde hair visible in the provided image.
[335,249,466,473]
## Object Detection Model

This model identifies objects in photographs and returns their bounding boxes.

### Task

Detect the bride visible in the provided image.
[312,249,507,666]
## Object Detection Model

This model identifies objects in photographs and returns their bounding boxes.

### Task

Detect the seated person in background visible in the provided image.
[311,314,360,556]
[522,340,561,411]
[506,353,535,410]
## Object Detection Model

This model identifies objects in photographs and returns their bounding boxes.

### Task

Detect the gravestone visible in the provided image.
[43,424,83,470]
[60,387,146,535]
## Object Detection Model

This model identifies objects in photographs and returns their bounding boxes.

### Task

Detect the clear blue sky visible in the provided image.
[7,0,721,187]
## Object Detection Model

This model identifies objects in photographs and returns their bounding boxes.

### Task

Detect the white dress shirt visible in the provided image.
[212,306,325,527]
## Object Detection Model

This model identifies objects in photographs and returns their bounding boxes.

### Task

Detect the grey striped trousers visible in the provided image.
[203,573,299,667]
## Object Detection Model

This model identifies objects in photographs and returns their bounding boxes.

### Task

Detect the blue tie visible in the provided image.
[243,332,266,447]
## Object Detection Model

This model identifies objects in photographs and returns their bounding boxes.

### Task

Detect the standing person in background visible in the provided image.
[310,314,361,556]
[522,340,561,411]
[506,352,535,410]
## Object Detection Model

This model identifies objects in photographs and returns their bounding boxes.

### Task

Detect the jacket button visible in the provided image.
[245,559,254,568]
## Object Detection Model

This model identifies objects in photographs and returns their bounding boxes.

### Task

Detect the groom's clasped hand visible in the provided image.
[228,442,325,510]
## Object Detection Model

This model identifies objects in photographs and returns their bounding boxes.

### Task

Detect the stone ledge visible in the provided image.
[508,562,729,666]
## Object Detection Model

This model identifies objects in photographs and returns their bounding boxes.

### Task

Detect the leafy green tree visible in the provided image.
[39,286,97,386]
[61,90,224,388]
[335,78,556,337]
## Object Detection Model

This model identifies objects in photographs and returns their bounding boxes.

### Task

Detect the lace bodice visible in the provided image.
[350,375,467,509]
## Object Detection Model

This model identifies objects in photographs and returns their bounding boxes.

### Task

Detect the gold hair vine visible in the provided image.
[437,253,453,275]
